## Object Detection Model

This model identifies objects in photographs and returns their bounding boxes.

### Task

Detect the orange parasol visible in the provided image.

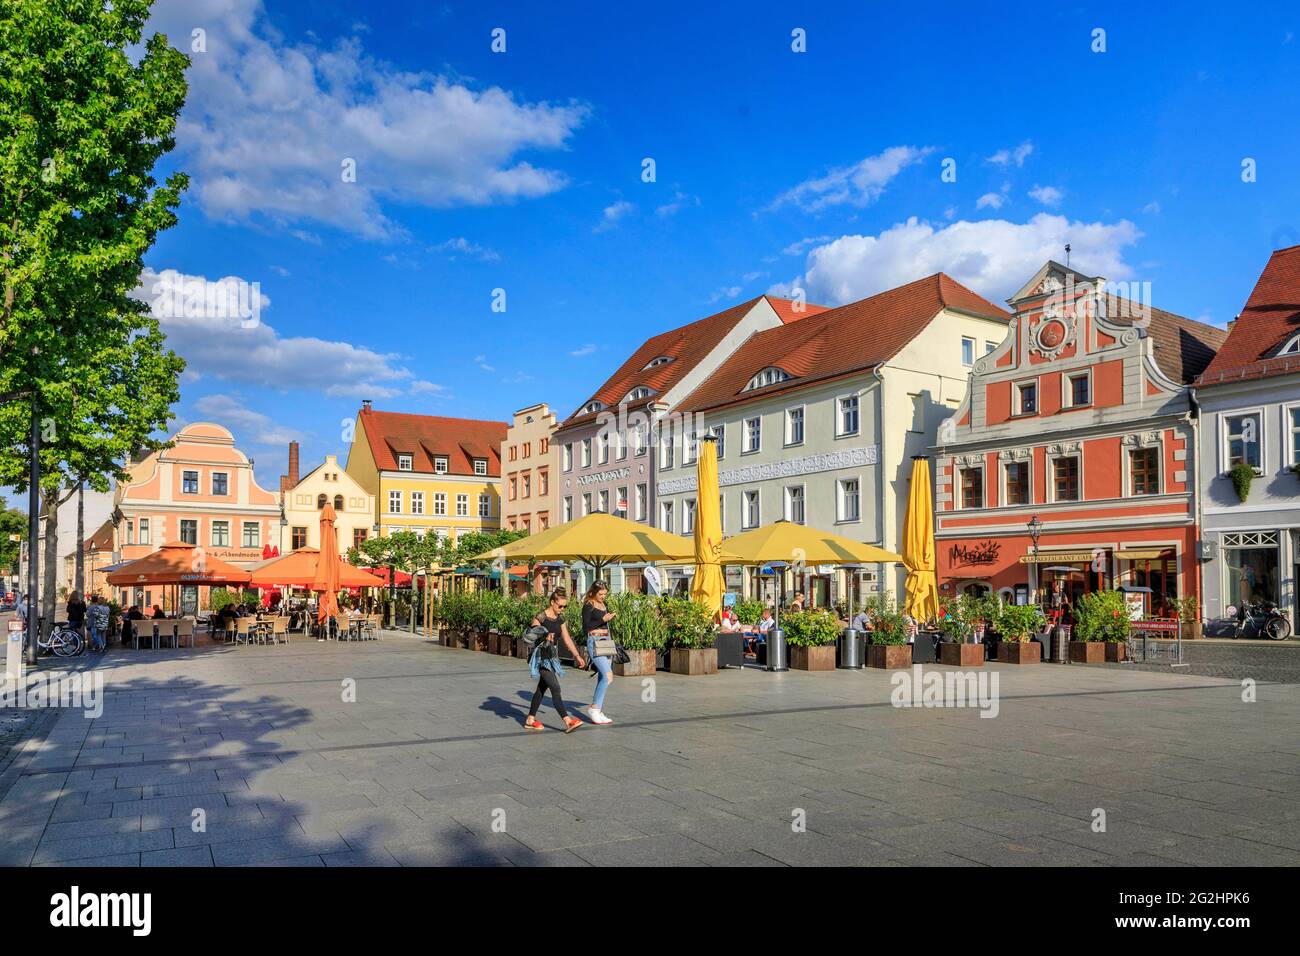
[105,542,252,586]
[312,503,342,626]
[249,548,384,589]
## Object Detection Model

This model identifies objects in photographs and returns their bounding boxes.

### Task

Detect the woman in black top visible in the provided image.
[524,588,586,733]
[581,581,617,724]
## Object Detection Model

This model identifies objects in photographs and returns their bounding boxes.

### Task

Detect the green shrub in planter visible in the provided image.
[1073,590,1131,643]
[564,597,585,640]
[860,595,910,645]
[733,598,764,626]
[994,603,1045,643]
[607,592,668,650]
[782,608,840,647]
[658,595,716,649]
[937,593,988,643]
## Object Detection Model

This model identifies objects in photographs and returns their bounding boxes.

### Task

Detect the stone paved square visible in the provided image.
[1,635,1298,867]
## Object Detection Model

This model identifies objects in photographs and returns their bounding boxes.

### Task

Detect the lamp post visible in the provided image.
[1027,515,1042,604]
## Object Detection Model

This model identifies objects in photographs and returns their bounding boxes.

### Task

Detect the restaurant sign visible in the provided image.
[1018,551,1103,564]
[950,541,1000,567]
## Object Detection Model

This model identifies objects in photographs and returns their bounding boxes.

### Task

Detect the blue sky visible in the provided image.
[128,0,1300,493]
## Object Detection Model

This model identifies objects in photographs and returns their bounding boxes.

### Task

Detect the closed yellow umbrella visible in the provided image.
[902,455,939,623]
[723,521,902,566]
[690,436,725,616]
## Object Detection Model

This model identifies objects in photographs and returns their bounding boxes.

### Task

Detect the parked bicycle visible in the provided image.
[22,621,85,657]
[1227,601,1292,641]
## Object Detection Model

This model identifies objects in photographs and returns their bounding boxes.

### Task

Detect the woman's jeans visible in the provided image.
[586,636,612,710]
[88,624,105,651]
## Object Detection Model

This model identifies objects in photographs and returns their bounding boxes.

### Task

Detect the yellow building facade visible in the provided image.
[280,454,376,554]
[344,402,507,545]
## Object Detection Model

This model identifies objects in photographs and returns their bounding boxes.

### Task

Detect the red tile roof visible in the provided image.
[556,295,827,432]
[1103,296,1228,384]
[1197,244,1300,385]
[676,274,1010,414]
[358,408,507,476]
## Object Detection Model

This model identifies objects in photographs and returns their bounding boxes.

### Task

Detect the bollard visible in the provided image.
[6,619,24,682]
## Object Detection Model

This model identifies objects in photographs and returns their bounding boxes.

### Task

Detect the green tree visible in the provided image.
[0,497,25,578]
[0,0,189,644]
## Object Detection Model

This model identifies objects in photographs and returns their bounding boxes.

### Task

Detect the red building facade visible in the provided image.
[934,261,1227,614]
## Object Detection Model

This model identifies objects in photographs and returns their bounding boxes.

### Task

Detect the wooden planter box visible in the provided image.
[1182,620,1203,640]
[1105,642,1126,662]
[515,638,532,660]
[866,644,912,670]
[998,641,1041,664]
[496,634,516,657]
[615,648,657,676]
[470,630,491,653]
[790,645,837,671]
[1069,641,1105,664]
[939,642,984,667]
[669,647,717,676]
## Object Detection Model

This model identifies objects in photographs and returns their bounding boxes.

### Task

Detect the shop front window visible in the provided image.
[1224,532,1280,609]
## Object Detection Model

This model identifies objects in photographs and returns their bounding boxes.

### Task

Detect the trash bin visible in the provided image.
[765,627,788,672]
[838,627,864,669]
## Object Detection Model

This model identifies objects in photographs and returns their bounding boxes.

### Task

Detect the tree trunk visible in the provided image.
[74,481,85,596]
[40,488,59,639]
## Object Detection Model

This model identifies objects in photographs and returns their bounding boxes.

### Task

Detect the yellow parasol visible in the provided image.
[689,436,725,616]
[902,456,939,623]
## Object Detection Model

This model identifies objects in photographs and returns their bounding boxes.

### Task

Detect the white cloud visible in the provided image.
[987,141,1034,167]
[708,285,742,303]
[1029,185,1064,207]
[474,354,496,373]
[782,235,833,256]
[976,192,1005,210]
[192,393,301,447]
[656,190,700,217]
[769,146,934,212]
[594,200,634,232]
[742,270,765,282]
[147,0,587,239]
[1142,200,1162,215]
[777,214,1141,306]
[432,238,501,262]
[569,344,596,357]
[134,267,439,398]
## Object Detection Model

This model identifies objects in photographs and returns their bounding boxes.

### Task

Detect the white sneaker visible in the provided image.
[588,707,613,725]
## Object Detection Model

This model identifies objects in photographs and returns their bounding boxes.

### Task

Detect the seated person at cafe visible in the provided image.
[850,608,871,633]
[151,604,165,619]
[716,605,741,632]
[745,606,777,658]
[788,591,806,613]
[122,605,144,646]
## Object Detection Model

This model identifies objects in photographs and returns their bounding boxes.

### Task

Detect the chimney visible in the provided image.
[362,399,372,411]
[280,441,300,493]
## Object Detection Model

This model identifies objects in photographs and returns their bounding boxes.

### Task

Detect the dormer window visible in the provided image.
[1277,333,1300,356]
[397,454,413,471]
[580,400,605,415]
[434,457,448,474]
[643,356,674,370]
[746,367,791,391]
[623,386,654,402]
[473,459,487,476]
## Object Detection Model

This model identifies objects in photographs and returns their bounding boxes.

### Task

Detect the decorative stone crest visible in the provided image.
[997,447,1032,463]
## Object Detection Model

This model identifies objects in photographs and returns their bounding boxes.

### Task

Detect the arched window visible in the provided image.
[334,495,344,512]
[642,356,674,370]
[745,367,791,391]
[623,385,654,402]
[579,400,605,415]
[1278,333,1300,356]
[316,493,327,510]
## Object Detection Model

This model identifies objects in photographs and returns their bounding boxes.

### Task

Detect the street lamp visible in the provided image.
[1027,515,1042,604]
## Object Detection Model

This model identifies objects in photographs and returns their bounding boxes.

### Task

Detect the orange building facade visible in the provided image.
[934,261,1227,614]
[113,422,281,612]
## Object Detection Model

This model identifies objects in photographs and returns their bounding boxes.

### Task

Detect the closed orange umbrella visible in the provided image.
[313,504,341,627]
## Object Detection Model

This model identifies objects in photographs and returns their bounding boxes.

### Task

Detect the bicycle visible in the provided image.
[1228,602,1293,641]
[22,621,86,657]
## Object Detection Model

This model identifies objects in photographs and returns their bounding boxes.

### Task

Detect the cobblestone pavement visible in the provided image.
[1,634,1297,867]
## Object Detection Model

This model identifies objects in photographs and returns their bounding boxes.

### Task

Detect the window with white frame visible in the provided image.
[838,478,860,522]
[661,435,675,469]
[746,367,791,391]
[211,520,229,547]
[1005,461,1030,505]
[456,494,469,517]
[683,499,696,534]
[961,337,975,367]
[388,490,402,514]
[838,395,859,436]
[960,467,983,509]
[581,438,592,468]
[742,490,760,529]
[616,485,629,516]
[1015,380,1038,416]
[709,424,725,458]
[138,518,150,545]
[660,500,674,532]
[1224,412,1262,469]
[598,489,609,513]
[473,459,487,476]
[635,483,647,521]
[582,492,592,516]
[242,522,260,548]
[624,386,653,402]
[522,474,530,498]
[1051,456,1080,502]
[398,454,413,471]
[744,416,761,453]
[1129,446,1160,496]
[563,497,573,522]
[598,430,610,464]
[633,422,648,456]
[212,472,228,496]
[182,470,198,494]
[1065,371,1091,408]
[786,406,804,445]
[433,492,447,515]
[683,432,697,465]
[563,443,573,471]
[479,494,490,517]
[784,485,806,524]
[411,491,425,515]
[1290,407,1300,465]
[433,457,447,474]
[985,340,998,355]
[643,356,674,370]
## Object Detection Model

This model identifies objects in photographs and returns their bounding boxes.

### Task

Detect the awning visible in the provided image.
[1115,548,1174,560]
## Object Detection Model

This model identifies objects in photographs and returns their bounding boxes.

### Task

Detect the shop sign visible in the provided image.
[950,540,1000,567]
[1018,551,1101,564]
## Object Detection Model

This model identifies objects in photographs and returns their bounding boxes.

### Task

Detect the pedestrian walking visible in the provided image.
[581,581,616,725]
[87,594,109,652]
[523,588,585,734]
[66,590,87,636]
[16,593,27,628]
